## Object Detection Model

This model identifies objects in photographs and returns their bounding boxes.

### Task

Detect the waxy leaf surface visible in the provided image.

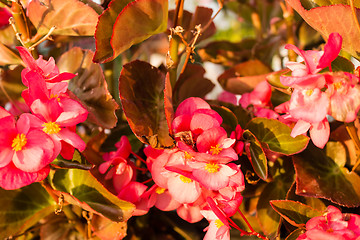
[27,0,99,36]
[246,118,309,155]
[50,169,135,222]
[94,0,168,63]
[293,144,360,207]
[0,43,23,66]
[243,130,268,180]
[270,200,322,227]
[57,47,119,129]
[0,183,56,239]
[287,0,360,59]
[119,60,174,148]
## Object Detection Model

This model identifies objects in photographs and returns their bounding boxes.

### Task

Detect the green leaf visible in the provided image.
[270,200,322,227]
[287,0,360,60]
[0,183,56,239]
[331,56,354,73]
[211,105,238,134]
[293,143,360,207]
[57,47,119,129]
[285,228,306,240]
[257,175,293,237]
[93,0,168,63]
[243,130,268,180]
[119,60,174,149]
[246,118,309,155]
[50,169,135,222]
[27,0,99,36]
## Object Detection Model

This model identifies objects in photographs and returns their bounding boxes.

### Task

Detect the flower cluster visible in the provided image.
[99,97,245,239]
[298,206,360,240]
[0,47,88,190]
[277,32,360,148]
[147,97,244,238]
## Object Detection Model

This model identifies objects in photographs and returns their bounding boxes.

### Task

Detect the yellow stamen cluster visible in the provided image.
[179,175,192,183]
[210,144,222,155]
[155,187,166,194]
[215,219,224,229]
[42,122,61,134]
[184,151,193,160]
[305,89,314,96]
[333,81,343,90]
[12,133,27,151]
[50,94,60,102]
[205,163,220,173]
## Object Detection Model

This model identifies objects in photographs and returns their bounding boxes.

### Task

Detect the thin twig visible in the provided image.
[29,26,56,51]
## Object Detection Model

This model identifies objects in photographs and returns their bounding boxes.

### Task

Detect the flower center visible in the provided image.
[210,144,223,155]
[184,151,193,160]
[215,219,224,229]
[333,81,343,90]
[305,89,314,96]
[50,94,60,102]
[155,187,166,194]
[42,122,61,134]
[12,133,27,151]
[179,175,192,183]
[205,163,220,173]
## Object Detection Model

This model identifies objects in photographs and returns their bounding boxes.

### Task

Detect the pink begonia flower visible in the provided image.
[17,47,76,85]
[0,109,55,190]
[281,32,342,89]
[230,125,245,156]
[325,73,360,122]
[289,88,329,124]
[24,98,87,159]
[217,91,238,105]
[145,185,181,211]
[117,181,149,216]
[174,97,212,117]
[298,205,360,240]
[201,210,230,240]
[239,81,272,109]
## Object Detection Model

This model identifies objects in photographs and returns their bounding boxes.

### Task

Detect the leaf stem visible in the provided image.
[237,208,268,240]
[10,0,30,45]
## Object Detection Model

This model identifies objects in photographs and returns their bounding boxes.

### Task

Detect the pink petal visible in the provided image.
[309,119,330,149]
[177,204,203,223]
[318,32,342,69]
[196,127,227,153]
[154,190,181,211]
[0,162,50,190]
[17,47,43,74]
[175,97,211,117]
[57,128,86,152]
[291,120,311,138]
[168,175,201,204]
[56,98,88,126]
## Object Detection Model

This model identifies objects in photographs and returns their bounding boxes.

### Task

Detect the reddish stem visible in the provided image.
[237,209,268,240]
[131,151,147,164]
[141,178,153,184]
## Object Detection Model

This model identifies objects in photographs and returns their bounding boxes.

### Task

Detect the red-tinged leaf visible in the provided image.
[168,7,215,44]
[293,143,360,207]
[286,0,360,59]
[119,60,174,149]
[27,0,99,36]
[49,168,135,222]
[164,73,174,136]
[94,0,168,63]
[218,59,272,94]
[91,214,127,240]
[270,200,322,227]
[285,228,306,240]
[173,64,215,104]
[0,66,25,103]
[0,183,56,239]
[40,214,82,240]
[57,47,119,129]
[186,6,216,42]
[0,43,23,66]
[246,118,309,155]
[257,175,293,237]
[243,130,268,180]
